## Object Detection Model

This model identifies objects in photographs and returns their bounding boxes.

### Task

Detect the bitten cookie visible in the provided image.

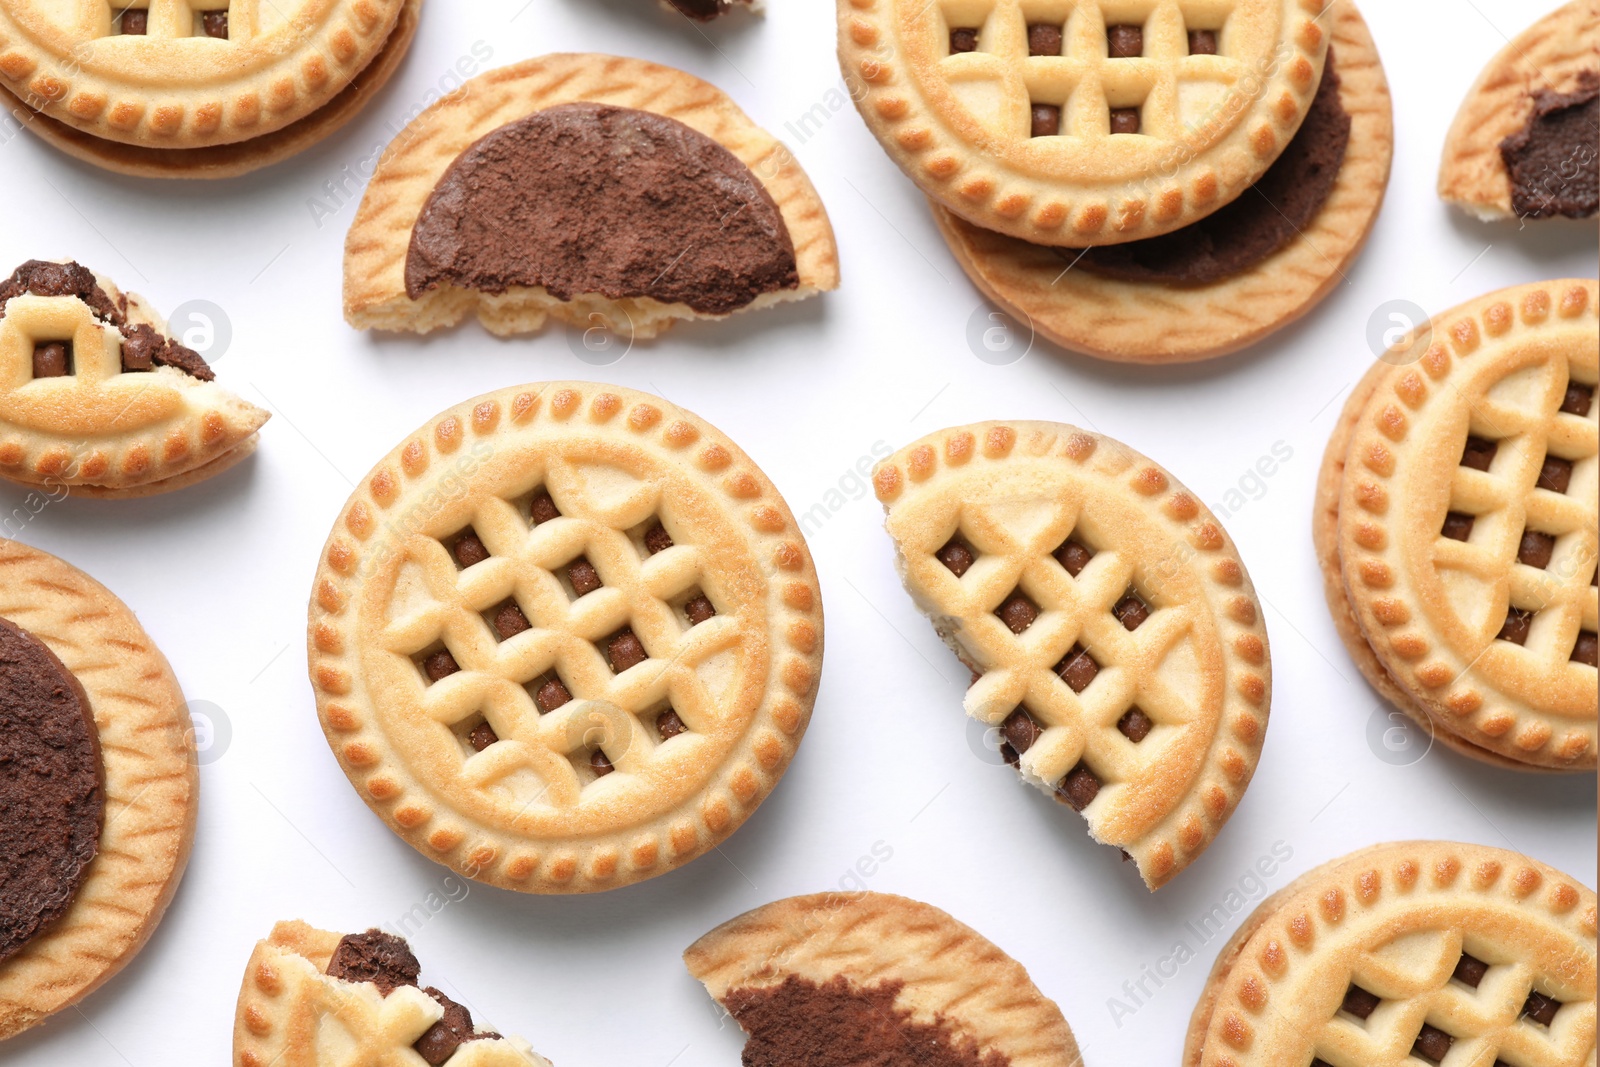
[0,541,197,1041]
[685,892,1083,1067]
[233,922,551,1067]
[0,0,417,177]
[343,53,838,339]
[873,422,1270,890]
[1184,841,1597,1067]
[1439,0,1599,222]
[0,259,268,497]
[307,382,824,893]
[1314,280,1598,771]
[838,0,1333,246]
[932,0,1392,363]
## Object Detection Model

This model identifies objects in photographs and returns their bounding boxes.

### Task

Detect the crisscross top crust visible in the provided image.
[1188,841,1598,1067]
[874,422,1269,889]
[0,0,405,147]
[1335,280,1598,769]
[838,0,1331,245]
[308,383,823,894]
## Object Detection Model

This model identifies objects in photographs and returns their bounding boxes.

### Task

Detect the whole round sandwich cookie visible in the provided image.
[1185,841,1597,1067]
[874,422,1270,889]
[0,541,197,1041]
[0,259,269,497]
[685,892,1083,1067]
[1315,280,1598,771]
[1439,0,1599,222]
[344,53,838,340]
[927,0,1393,363]
[0,0,419,178]
[308,382,823,893]
[234,921,551,1067]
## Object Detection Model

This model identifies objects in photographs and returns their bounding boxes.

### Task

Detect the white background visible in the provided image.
[1,0,1595,1064]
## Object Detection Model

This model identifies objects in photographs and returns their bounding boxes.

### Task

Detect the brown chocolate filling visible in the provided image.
[1500,70,1599,220]
[404,102,799,315]
[722,974,1009,1067]
[0,617,104,967]
[326,929,499,1064]
[0,260,215,381]
[1068,49,1351,285]
[667,0,751,19]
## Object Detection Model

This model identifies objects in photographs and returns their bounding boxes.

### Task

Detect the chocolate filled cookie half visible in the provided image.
[930,0,1392,363]
[233,922,551,1067]
[0,541,197,1041]
[1184,841,1597,1067]
[1315,280,1598,771]
[343,53,838,340]
[685,893,1083,1067]
[874,422,1270,889]
[1439,0,1599,222]
[308,383,823,893]
[0,259,268,497]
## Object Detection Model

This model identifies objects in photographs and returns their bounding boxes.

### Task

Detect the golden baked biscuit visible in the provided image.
[308,382,823,893]
[1315,280,1598,771]
[873,422,1270,889]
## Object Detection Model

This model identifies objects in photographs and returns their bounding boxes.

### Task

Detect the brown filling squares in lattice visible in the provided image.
[642,521,674,555]
[529,671,572,713]
[656,707,688,741]
[1106,24,1142,57]
[1411,1023,1454,1064]
[936,534,977,577]
[949,27,980,53]
[1055,642,1100,692]
[1110,106,1142,135]
[602,627,648,673]
[527,489,561,526]
[1056,760,1100,811]
[564,556,602,598]
[30,340,73,378]
[1516,530,1556,569]
[1453,952,1490,988]
[999,707,1043,765]
[1340,984,1380,1021]
[1523,990,1562,1026]
[1112,589,1150,630]
[455,714,499,754]
[588,749,614,778]
[1117,706,1152,743]
[115,6,148,33]
[1055,537,1095,577]
[680,590,717,627]
[1460,436,1499,472]
[1560,381,1595,417]
[1442,511,1476,541]
[1574,631,1598,666]
[198,9,228,38]
[1030,103,1062,137]
[1497,607,1535,645]
[1027,22,1063,55]
[447,528,490,569]
[1536,454,1573,495]
[486,599,530,641]
[1187,28,1217,54]
[417,645,461,684]
[995,589,1040,633]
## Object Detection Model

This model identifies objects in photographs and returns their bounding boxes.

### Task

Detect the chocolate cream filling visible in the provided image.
[1067,48,1351,285]
[0,260,215,381]
[326,929,500,1066]
[667,0,751,19]
[403,102,799,315]
[1500,70,1599,220]
[0,617,104,966]
[722,974,1009,1067]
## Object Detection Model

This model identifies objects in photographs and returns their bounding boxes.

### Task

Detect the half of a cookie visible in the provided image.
[1315,280,1598,771]
[1184,841,1597,1067]
[685,892,1083,1067]
[308,382,823,893]
[838,0,1333,247]
[343,53,838,340]
[1439,0,1599,222]
[0,260,268,497]
[0,541,197,1041]
[0,0,416,177]
[233,922,550,1067]
[874,422,1270,889]
[930,0,1392,363]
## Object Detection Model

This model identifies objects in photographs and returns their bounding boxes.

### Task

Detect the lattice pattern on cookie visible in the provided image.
[936,0,1249,142]
[107,0,240,41]
[1339,280,1599,766]
[875,423,1269,889]
[381,470,738,812]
